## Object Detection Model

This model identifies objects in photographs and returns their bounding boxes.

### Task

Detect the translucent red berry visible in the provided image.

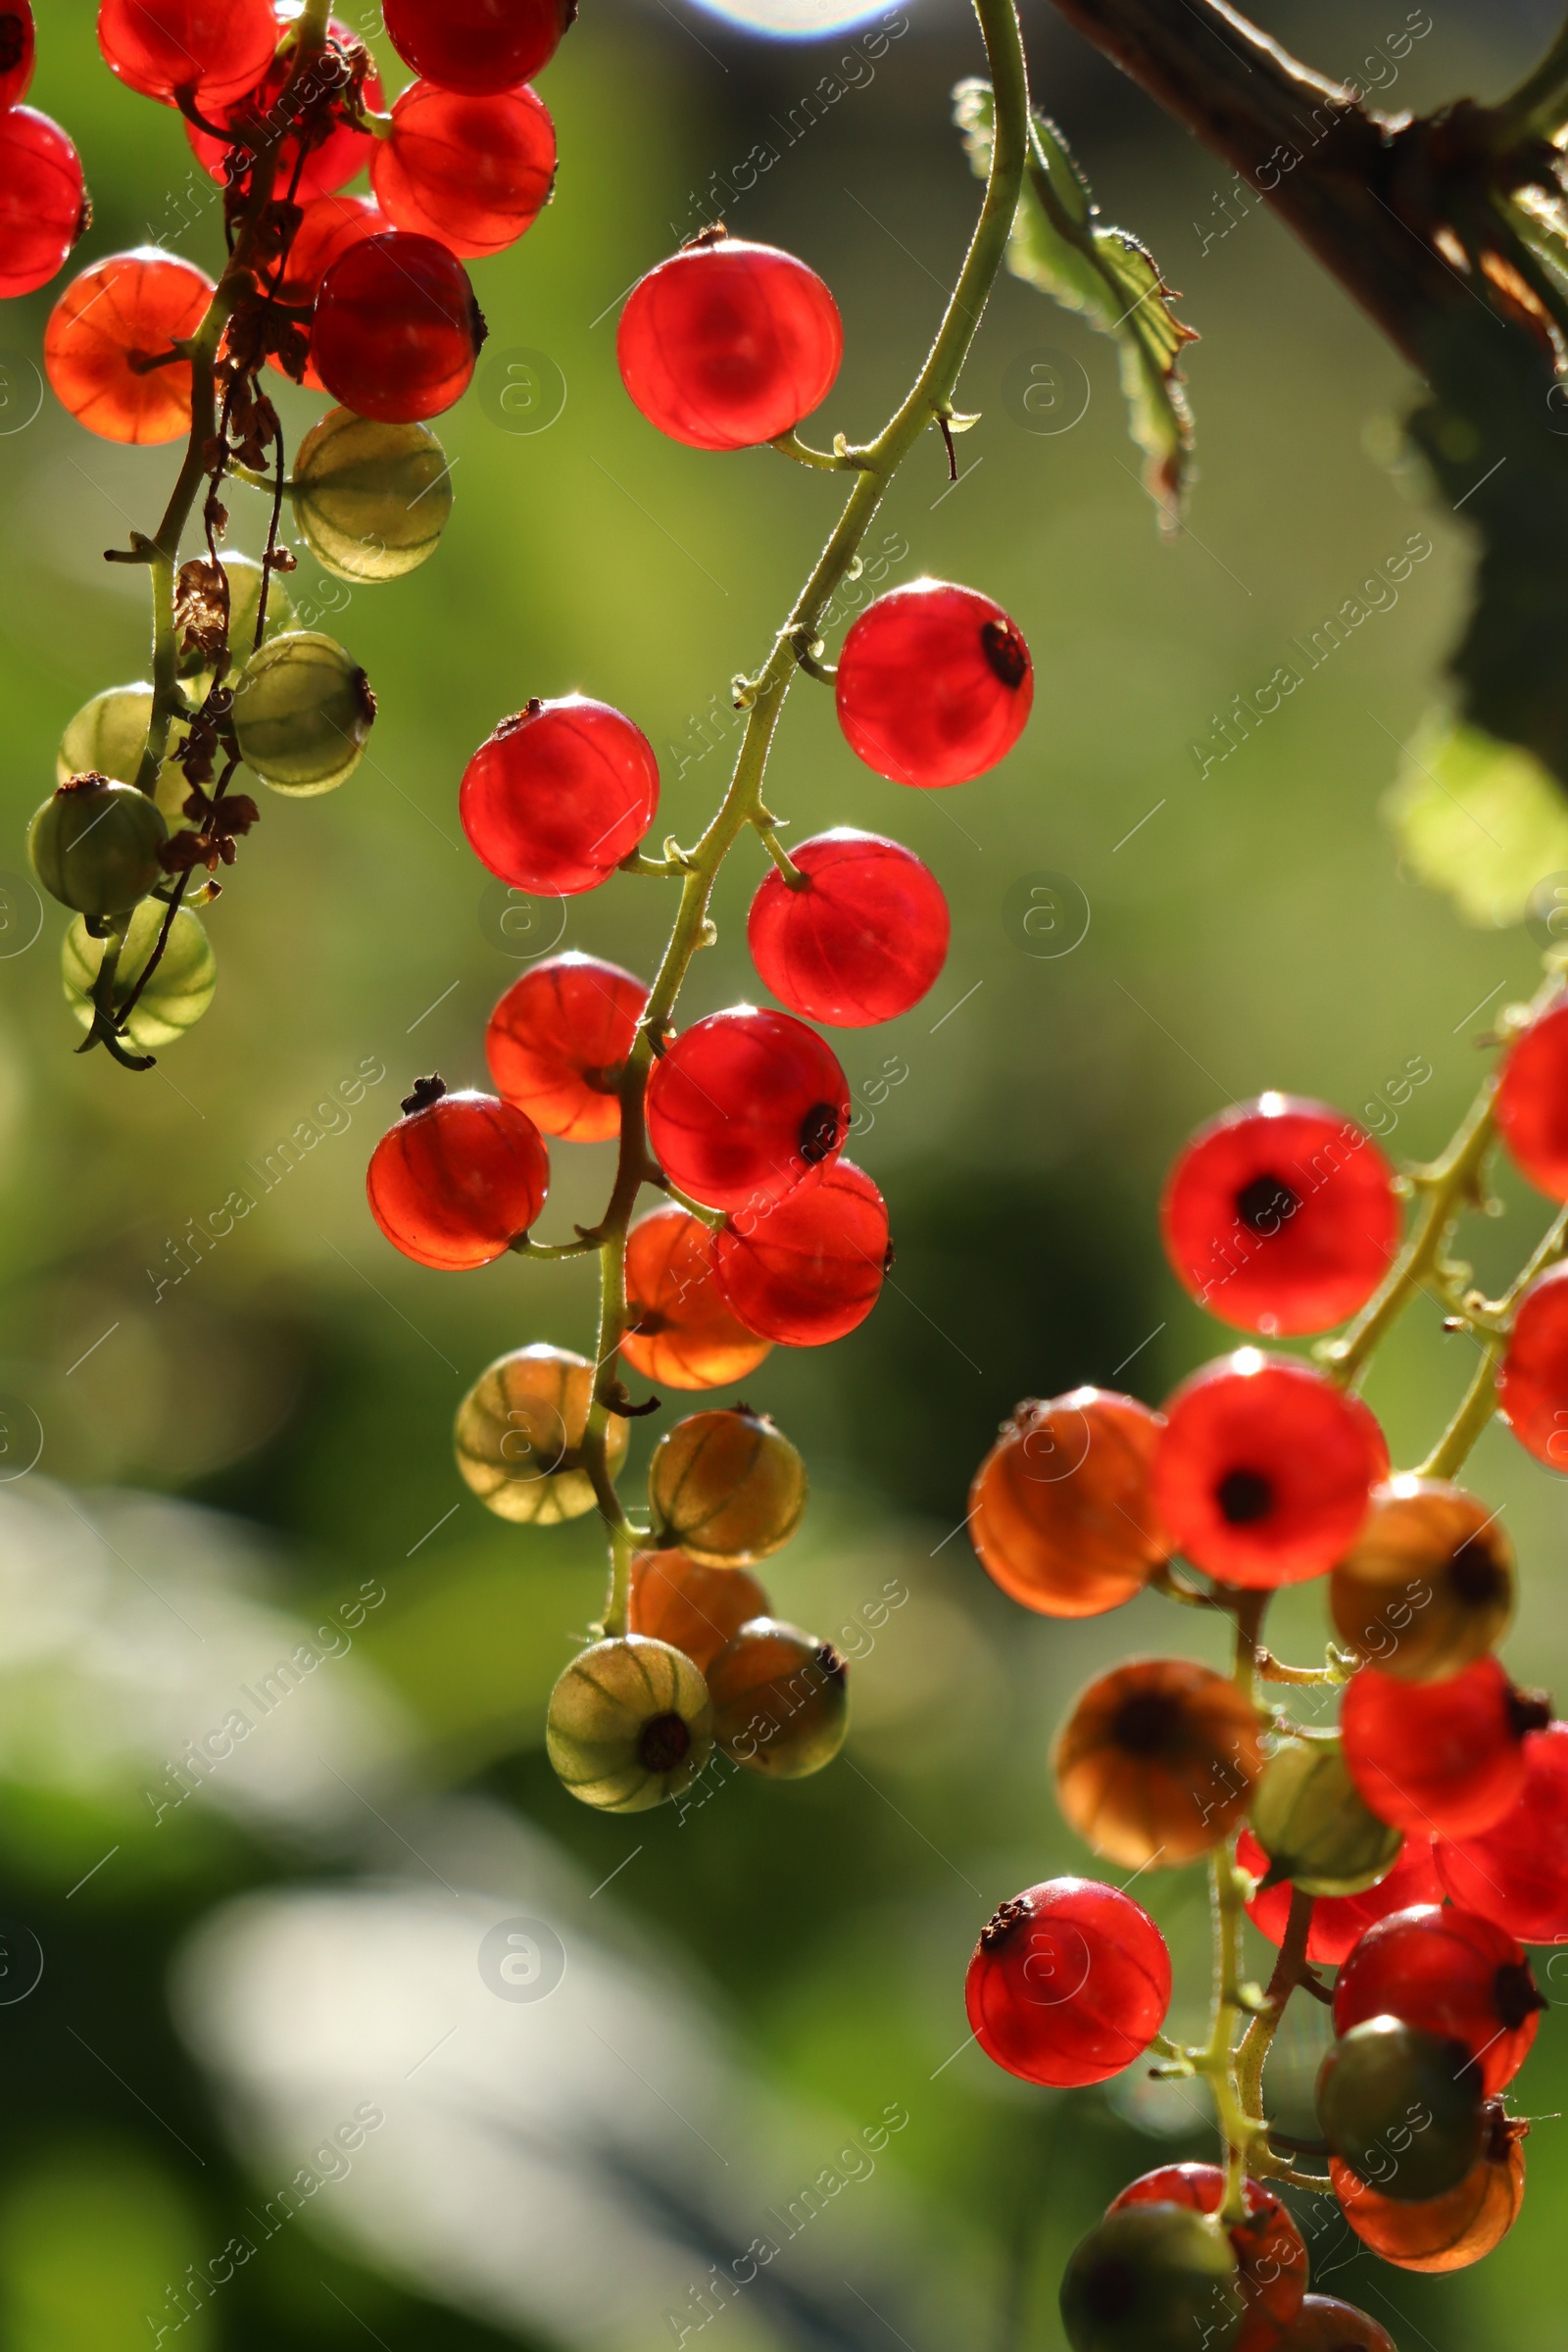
[311,230,483,423]
[1107,2165,1307,2342]
[1341,1654,1549,1838]
[264,192,390,391]
[97,0,279,106]
[1435,1717,1568,1943]
[617,233,843,451]
[969,1388,1167,1618]
[1331,2101,1527,2274]
[1151,1349,1384,1588]
[1159,1093,1397,1337]
[1238,1824,1441,1967]
[620,1204,772,1391]
[747,829,950,1028]
[645,1005,850,1214]
[460,698,659,896]
[367,1075,548,1270]
[1274,2295,1396,2351]
[1334,1901,1544,2095]
[46,250,215,446]
[185,15,381,203]
[1496,1260,1568,1469]
[0,5,34,110]
[712,1158,887,1346]
[1054,1657,1264,1868]
[372,79,555,258]
[1495,993,1568,1199]
[627,1548,769,1674]
[383,0,571,96]
[835,579,1033,788]
[0,106,84,302]
[965,1876,1171,2087]
[484,952,646,1143]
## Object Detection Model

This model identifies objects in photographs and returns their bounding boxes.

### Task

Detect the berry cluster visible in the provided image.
[966,1001,1568,2346]
[361,135,1038,1814]
[15,0,573,1067]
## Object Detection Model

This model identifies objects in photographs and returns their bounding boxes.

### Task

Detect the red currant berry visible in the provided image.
[1341,1654,1549,1838]
[1151,1349,1384,1588]
[645,1005,850,1213]
[969,1389,1167,1618]
[97,0,279,107]
[1238,1825,1441,1967]
[620,1204,771,1391]
[712,1158,887,1346]
[747,829,950,1028]
[1107,2165,1306,2343]
[616,231,843,451]
[0,106,86,300]
[1435,1717,1568,1942]
[311,230,484,423]
[383,0,571,97]
[264,193,390,391]
[484,951,646,1143]
[367,1074,548,1270]
[1496,1260,1568,1469]
[185,15,381,203]
[627,1548,769,1674]
[461,698,659,896]
[0,5,35,109]
[1272,2296,1396,2351]
[1159,1094,1398,1337]
[708,1618,848,1777]
[1054,1657,1264,1869]
[372,79,555,259]
[1331,2101,1527,2274]
[1330,1476,1514,1683]
[965,1877,1171,2087]
[1334,1901,1544,2096]
[45,250,215,446]
[1495,993,1568,1199]
[835,580,1033,788]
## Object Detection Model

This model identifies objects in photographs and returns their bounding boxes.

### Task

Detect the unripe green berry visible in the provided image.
[455,1343,628,1526]
[28,774,168,919]
[63,901,216,1050]
[648,1405,807,1566]
[57,682,153,788]
[231,629,375,795]
[546,1634,713,1812]
[1248,1735,1401,1896]
[291,407,454,584]
[1060,2204,1244,2352]
[1317,2017,1484,2202]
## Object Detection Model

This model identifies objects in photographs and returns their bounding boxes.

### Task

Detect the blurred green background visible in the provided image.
[3,0,1568,2345]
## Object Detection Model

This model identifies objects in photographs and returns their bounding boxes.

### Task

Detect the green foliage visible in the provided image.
[1386,707,1568,924]
[0,2144,211,2352]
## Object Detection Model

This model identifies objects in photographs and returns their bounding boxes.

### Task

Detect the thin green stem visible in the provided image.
[1419,1339,1506,1479]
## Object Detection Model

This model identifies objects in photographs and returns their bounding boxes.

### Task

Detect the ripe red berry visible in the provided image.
[383,0,571,96]
[970,1389,1168,1619]
[1238,1824,1441,1967]
[1107,2164,1307,2343]
[0,106,86,301]
[1341,1654,1549,1838]
[367,1075,548,1270]
[1159,1093,1398,1337]
[311,230,483,423]
[712,1158,887,1346]
[372,79,555,259]
[620,1205,771,1391]
[835,580,1033,788]
[45,250,215,446]
[645,1005,850,1214]
[1334,1902,1544,2095]
[0,5,35,110]
[97,0,279,107]
[1331,2101,1527,2274]
[185,15,382,204]
[1496,1260,1568,1469]
[484,952,646,1143]
[1151,1349,1385,1588]
[747,829,950,1028]
[1435,1717,1568,1943]
[965,1876,1171,2087]
[616,233,843,451]
[1495,993,1568,1199]
[460,698,660,896]
[1275,2296,1396,2352]
[264,192,390,390]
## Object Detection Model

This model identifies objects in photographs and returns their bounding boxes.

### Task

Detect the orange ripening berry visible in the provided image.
[45,250,215,445]
[627,1550,768,1675]
[1053,1657,1263,1870]
[969,1388,1167,1618]
[621,1205,772,1392]
[1330,2103,1526,2272]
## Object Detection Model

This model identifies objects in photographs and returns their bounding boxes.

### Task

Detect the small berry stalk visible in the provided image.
[968,958,1568,2348]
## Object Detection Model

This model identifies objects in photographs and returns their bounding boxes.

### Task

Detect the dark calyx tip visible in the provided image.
[814,1642,847,1683]
[639,1710,692,1773]
[684,221,729,248]
[354,668,377,725]
[59,770,113,797]
[979,1894,1032,1951]
[1217,1467,1273,1525]
[1494,1960,1547,2029]
[1506,1684,1553,1739]
[401,1073,448,1115]
[1448,1536,1507,1606]
[979,616,1029,690]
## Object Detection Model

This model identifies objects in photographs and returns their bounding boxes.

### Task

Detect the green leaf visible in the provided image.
[954,79,1197,528]
[1385,706,1568,924]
